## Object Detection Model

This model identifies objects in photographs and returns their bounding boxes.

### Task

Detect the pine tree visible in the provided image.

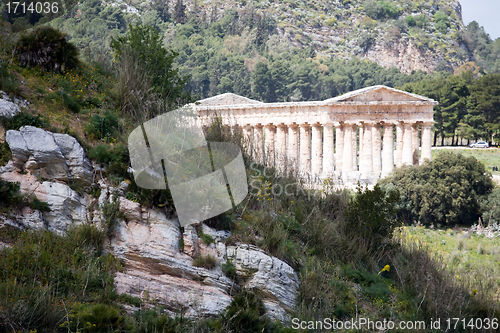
[174,0,187,24]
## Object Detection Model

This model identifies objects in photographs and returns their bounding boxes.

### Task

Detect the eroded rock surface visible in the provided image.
[113,198,299,320]
[6,126,92,183]
[0,172,89,235]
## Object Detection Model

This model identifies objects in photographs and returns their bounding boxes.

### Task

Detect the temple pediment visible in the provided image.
[196,93,262,106]
[324,85,436,104]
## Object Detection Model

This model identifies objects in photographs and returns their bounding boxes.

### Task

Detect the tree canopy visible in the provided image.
[380,151,494,226]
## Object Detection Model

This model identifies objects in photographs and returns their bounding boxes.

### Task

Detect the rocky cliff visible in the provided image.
[0,125,299,322]
[114,0,470,73]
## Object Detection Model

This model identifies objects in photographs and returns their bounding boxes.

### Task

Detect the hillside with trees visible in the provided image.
[1,1,500,332]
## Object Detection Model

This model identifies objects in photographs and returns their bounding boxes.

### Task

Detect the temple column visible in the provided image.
[412,123,419,165]
[242,125,253,157]
[300,124,311,173]
[402,123,413,166]
[343,124,353,172]
[276,124,287,168]
[360,123,373,174]
[311,124,323,175]
[395,123,404,167]
[254,125,264,164]
[372,124,382,174]
[288,124,299,170]
[359,125,364,162]
[382,123,394,177]
[323,123,335,176]
[265,124,276,166]
[353,126,358,171]
[335,123,343,172]
[421,123,433,163]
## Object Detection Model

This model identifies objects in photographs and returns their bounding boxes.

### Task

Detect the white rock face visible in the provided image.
[113,198,299,320]
[0,172,88,235]
[6,126,92,183]
[227,243,299,312]
[41,181,88,234]
[0,99,21,118]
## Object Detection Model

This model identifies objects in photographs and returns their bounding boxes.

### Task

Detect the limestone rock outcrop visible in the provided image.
[113,197,299,320]
[0,172,89,235]
[1,128,300,321]
[6,126,92,183]
[0,99,21,118]
[227,244,299,314]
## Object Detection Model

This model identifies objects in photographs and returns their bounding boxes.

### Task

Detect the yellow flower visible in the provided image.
[378,265,390,274]
[472,289,477,297]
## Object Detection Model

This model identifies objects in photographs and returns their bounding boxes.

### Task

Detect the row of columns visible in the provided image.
[242,122,433,178]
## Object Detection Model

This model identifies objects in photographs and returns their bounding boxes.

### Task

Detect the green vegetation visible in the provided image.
[0,225,121,332]
[111,23,194,123]
[431,148,500,175]
[380,150,494,226]
[192,254,217,270]
[364,0,400,20]
[0,111,49,131]
[400,226,500,306]
[1,10,500,332]
[0,179,24,211]
[402,73,500,145]
[15,26,80,72]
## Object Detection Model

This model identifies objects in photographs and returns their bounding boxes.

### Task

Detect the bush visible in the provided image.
[380,151,494,226]
[405,15,416,27]
[0,141,11,167]
[29,196,50,212]
[111,24,194,123]
[222,259,237,280]
[0,111,49,131]
[192,255,217,269]
[0,62,20,95]
[481,187,500,225]
[0,179,24,211]
[344,184,400,250]
[61,91,81,113]
[365,0,400,20]
[84,111,120,141]
[15,26,79,72]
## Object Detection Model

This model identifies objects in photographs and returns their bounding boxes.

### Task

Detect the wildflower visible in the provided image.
[378,264,390,274]
[472,288,477,297]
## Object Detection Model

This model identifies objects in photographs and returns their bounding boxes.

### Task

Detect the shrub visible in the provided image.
[88,144,113,164]
[222,259,237,280]
[111,24,194,122]
[15,26,79,72]
[0,141,11,167]
[481,187,500,225]
[29,197,50,212]
[199,232,214,245]
[405,15,416,27]
[84,111,120,141]
[365,0,400,20]
[219,291,271,333]
[61,91,81,113]
[0,179,24,211]
[192,255,217,269]
[0,111,49,130]
[344,184,400,250]
[380,151,494,226]
[0,62,20,95]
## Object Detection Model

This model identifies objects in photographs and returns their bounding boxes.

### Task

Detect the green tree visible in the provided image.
[467,74,500,143]
[15,26,79,72]
[253,61,270,102]
[380,151,494,226]
[174,0,187,24]
[111,24,194,121]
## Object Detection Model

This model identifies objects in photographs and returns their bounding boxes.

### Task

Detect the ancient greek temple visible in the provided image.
[192,85,437,183]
